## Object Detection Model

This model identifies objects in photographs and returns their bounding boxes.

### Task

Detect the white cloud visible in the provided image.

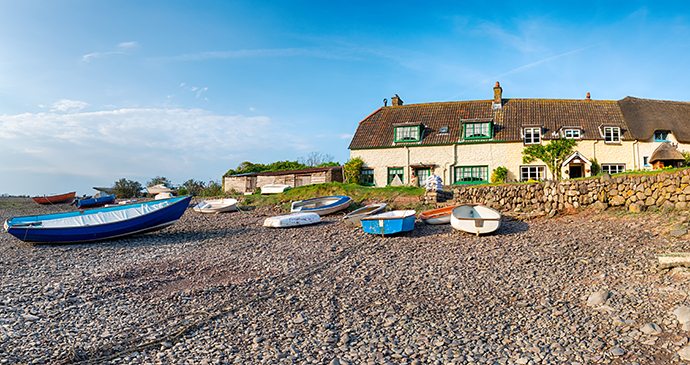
[81,41,138,62]
[51,99,90,112]
[118,41,138,48]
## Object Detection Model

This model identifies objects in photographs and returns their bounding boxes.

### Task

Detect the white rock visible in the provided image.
[674,306,690,324]
[640,323,662,335]
[610,347,625,356]
[683,322,690,332]
[293,313,305,324]
[586,290,610,307]
[21,314,39,321]
[679,345,690,361]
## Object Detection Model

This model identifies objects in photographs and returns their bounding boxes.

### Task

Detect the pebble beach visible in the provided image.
[2,198,690,365]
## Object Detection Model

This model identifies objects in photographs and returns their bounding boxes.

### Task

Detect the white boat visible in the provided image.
[263,213,321,228]
[261,184,292,194]
[343,203,387,227]
[290,195,352,216]
[155,192,174,200]
[450,204,501,235]
[147,184,178,195]
[192,199,238,214]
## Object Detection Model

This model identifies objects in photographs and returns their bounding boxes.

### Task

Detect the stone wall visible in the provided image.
[424,168,690,216]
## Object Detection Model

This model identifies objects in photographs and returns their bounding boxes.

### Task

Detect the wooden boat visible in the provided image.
[419,205,459,225]
[4,196,192,244]
[76,194,115,209]
[31,191,76,205]
[146,184,178,195]
[261,184,292,194]
[192,198,238,214]
[360,210,416,236]
[290,195,352,216]
[263,212,321,228]
[450,204,501,236]
[343,203,387,227]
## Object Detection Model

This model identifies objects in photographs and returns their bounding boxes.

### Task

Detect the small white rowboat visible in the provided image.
[343,203,387,227]
[192,199,238,214]
[263,213,321,228]
[450,204,501,236]
[261,184,292,194]
[290,195,352,216]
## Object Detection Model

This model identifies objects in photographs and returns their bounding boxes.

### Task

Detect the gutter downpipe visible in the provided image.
[445,144,457,186]
[592,140,599,176]
[633,140,639,170]
[406,146,410,185]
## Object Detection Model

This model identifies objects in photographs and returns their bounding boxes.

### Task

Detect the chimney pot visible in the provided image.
[586,92,591,100]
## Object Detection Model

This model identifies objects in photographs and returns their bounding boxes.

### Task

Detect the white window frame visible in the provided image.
[601,164,625,174]
[520,166,545,182]
[603,127,621,143]
[564,129,581,139]
[524,127,541,145]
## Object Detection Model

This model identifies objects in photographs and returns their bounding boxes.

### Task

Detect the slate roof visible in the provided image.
[349,98,631,149]
[618,97,690,143]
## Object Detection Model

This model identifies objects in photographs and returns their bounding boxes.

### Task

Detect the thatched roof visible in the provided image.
[650,142,685,163]
[618,97,690,143]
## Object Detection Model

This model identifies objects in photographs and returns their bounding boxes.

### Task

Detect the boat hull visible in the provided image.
[261,184,291,194]
[31,192,76,205]
[5,196,191,243]
[343,203,387,227]
[419,205,458,225]
[76,194,115,209]
[192,199,238,214]
[263,213,321,228]
[450,204,501,235]
[361,210,416,235]
[290,195,352,216]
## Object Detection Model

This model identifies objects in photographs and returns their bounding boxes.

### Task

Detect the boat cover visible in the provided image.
[39,201,171,228]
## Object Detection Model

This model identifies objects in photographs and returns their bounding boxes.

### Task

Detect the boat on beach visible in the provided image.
[192,198,238,214]
[290,195,352,216]
[343,203,387,227]
[450,204,501,236]
[31,191,76,205]
[419,205,458,225]
[4,196,192,244]
[263,212,321,228]
[261,184,292,194]
[75,194,115,209]
[146,184,178,195]
[360,210,416,236]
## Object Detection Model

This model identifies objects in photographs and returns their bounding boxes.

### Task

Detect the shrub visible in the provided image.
[200,180,224,197]
[590,158,601,176]
[344,157,364,184]
[490,166,507,183]
[146,176,170,187]
[112,178,143,198]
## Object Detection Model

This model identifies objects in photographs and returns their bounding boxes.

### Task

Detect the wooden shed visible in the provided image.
[223,166,344,194]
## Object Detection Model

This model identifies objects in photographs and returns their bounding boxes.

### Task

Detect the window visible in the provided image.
[643,156,650,167]
[360,169,374,186]
[387,167,404,185]
[415,168,431,186]
[520,166,545,181]
[654,130,670,141]
[604,127,620,143]
[439,126,449,133]
[463,122,491,139]
[564,129,581,139]
[524,127,541,144]
[454,166,489,184]
[394,126,421,142]
[602,164,625,174]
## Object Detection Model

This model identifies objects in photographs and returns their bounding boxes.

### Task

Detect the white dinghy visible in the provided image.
[450,204,501,236]
[263,213,321,228]
[343,203,387,227]
[192,199,238,214]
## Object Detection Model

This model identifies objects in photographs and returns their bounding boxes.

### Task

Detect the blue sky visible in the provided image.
[2,1,690,195]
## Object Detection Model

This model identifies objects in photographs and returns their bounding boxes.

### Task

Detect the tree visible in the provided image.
[147,176,170,187]
[182,179,206,196]
[522,138,577,180]
[301,152,336,167]
[112,178,143,198]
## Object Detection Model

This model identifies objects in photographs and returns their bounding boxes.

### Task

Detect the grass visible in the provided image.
[237,182,427,211]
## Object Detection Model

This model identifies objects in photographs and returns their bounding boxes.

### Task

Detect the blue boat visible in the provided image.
[4,196,191,244]
[76,194,116,209]
[360,210,416,236]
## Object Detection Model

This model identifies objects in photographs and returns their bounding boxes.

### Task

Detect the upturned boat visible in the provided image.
[360,210,416,236]
[419,205,458,225]
[263,213,322,228]
[450,204,501,236]
[261,184,292,194]
[343,203,387,227]
[192,198,238,214]
[31,191,76,205]
[4,196,191,244]
[290,195,352,216]
[76,194,116,209]
[146,184,178,195]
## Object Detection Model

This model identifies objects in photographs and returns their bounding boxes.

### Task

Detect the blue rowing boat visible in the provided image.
[4,196,191,244]
[360,210,416,236]
[76,194,115,209]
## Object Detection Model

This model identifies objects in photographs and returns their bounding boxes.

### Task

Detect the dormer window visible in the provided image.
[603,126,620,143]
[463,122,491,140]
[394,125,421,142]
[563,128,581,139]
[524,127,541,145]
[654,130,670,142]
[439,126,449,133]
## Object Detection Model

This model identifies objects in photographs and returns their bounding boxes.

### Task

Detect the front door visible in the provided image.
[569,165,582,179]
[415,168,430,187]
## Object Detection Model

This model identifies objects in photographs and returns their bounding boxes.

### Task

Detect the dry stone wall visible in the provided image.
[425,168,690,216]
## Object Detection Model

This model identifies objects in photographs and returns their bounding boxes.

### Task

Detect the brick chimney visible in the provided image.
[391,94,403,106]
[493,82,502,109]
